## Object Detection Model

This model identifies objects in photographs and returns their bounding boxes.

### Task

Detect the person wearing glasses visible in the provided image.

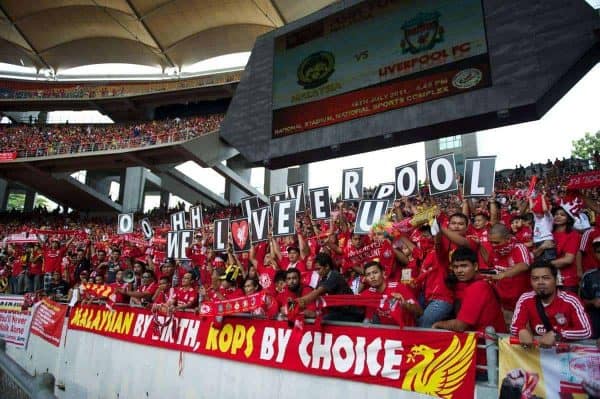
[119,270,157,307]
[167,272,198,312]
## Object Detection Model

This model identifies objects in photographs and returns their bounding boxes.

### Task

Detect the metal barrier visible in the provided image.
[0,340,56,399]
[14,128,216,159]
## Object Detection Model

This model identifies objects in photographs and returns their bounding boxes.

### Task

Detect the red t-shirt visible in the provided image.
[511,290,592,340]
[29,250,44,275]
[219,287,244,300]
[186,245,206,267]
[109,281,130,303]
[552,230,581,287]
[43,246,67,273]
[280,258,306,273]
[456,278,507,333]
[417,252,454,305]
[276,285,315,314]
[360,281,418,326]
[306,237,320,258]
[344,239,395,278]
[172,287,198,307]
[139,281,158,296]
[579,227,600,273]
[491,243,531,310]
[11,259,23,277]
[467,225,492,270]
[153,287,175,305]
[256,260,276,292]
[514,226,533,246]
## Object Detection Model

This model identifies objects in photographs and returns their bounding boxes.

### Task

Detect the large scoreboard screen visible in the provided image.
[272,0,491,138]
[219,0,598,168]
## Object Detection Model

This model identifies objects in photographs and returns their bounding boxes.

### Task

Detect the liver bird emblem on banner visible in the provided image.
[402,334,476,398]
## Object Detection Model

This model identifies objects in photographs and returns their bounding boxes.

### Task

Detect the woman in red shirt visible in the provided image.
[550,207,581,293]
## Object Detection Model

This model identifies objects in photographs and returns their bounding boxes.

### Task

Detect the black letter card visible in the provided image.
[427,154,458,196]
[354,200,388,235]
[286,183,306,213]
[342,168,363,201]
[309,187,331,220]
[213,219,229,251]
[463,156,496,197]
[250,207,270,244]
[117,213,134,235]
[395,162,419,198]
[272,200,296,237]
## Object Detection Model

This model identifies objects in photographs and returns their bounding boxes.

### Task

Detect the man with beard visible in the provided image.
[511,261,591,348]
[360,261,421,326]
[276,268,315,317]
[483,223,531,322]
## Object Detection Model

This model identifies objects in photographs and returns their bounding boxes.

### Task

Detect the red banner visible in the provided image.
[567,170,600,190]
[68,304,476,397]
[0,152,17,161]
[30,299,68,347]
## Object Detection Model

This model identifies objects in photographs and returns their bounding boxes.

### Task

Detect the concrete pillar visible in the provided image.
[0,178,7,211]
[160,190,170,210]
[287,164,309,186]
[264,168,288,195]
[120,167,145,213]
[225,157,252,204]
[24,190,35,212]
[37,111,48,124]
[85,171,115,197]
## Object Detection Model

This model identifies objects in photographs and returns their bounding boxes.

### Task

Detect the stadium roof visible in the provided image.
[0,0,336,74]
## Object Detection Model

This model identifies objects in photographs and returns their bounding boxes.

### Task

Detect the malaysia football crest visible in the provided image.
[400,11,444,54]
[297,51,335,89]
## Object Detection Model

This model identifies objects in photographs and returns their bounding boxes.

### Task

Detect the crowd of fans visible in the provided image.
[0,114,224,158]
[1,159,599,358]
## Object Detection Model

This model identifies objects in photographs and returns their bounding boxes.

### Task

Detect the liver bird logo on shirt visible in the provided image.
[401,334,476,398]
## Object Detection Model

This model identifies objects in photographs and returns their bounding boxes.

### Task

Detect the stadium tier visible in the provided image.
[0,114,224,159]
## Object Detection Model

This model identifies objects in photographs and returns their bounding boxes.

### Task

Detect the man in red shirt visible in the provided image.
[511,261,592,348]
[276,268,315,317]
[39,236,74,274]
[361,261,421,327]
[215,266,244,300]
[167,272,198,311]
[578,226,600,274]
[279,246,306,272]
[432,247,506,333]
[484,223,531,318]
[109,270,131,304]
[120,270,158,307]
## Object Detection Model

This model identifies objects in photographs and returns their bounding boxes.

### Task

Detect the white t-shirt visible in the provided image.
[533,212,554,243]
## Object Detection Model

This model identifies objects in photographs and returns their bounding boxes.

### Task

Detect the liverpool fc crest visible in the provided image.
[401,12,444,54]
